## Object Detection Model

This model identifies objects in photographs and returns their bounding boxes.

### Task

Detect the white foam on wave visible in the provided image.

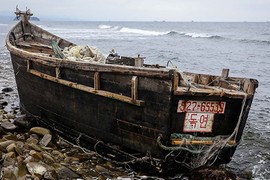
[0,23,8,26]
[111,26,119,30]
[119,27,168,36]
[98,25,120,31]
[184,32,213,38]
[98,25,112,29]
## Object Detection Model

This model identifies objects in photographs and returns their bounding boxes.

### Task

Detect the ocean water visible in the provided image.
[0,20,270,179]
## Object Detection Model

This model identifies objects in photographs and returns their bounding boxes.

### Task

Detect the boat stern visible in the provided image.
[158,70,258,169]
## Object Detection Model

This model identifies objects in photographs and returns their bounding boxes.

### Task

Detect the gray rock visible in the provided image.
[1,101,8,106]
[29,150,43,160]
[26,162,47,176]
[2,87,13,92]
[3,152,16,166]
[28,143,43,152]
[17,164,28,179]
[39,134,52,147]
[15,141,25,155]
[0,109,7,115]
[23,155,39,164]
[0,126,7,135]
[189,166,238,180]
[30,127,51,136]
[14,115,33,129]
[26,136,39,145]
[6,143,17,152]
[42,153,55,164]
[44,170,58,180]
[51,150,65,162]
[2,165,17,180]
[0,140,15,148]
[1,121,17,130]
[55,164,80,179]
[95,165,110,174]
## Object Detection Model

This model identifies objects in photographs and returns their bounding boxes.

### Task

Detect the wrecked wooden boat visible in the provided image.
[6,9,258,173]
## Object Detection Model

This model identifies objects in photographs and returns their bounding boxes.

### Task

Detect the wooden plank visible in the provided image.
[173,72,179,91]
[174,86,248,99]
[29,69,144,106]
[198,74,211,85]
[16,41,52,49]
[117,119,165,139]
[171,139,236,145]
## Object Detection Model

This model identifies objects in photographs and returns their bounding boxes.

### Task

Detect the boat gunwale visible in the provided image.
[6,21,176,79]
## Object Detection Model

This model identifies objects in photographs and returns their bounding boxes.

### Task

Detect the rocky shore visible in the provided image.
[0,88,135,179]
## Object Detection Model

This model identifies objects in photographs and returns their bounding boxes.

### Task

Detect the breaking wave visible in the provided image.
[119,27,169,36]
[240,39,270,46]
[97,24,225,39]
[167,31,224,39]
[98,25,112,29]
[98,24,120,31]
[98,24,170,36]
[167,31,179,35]
[118,27,223,39]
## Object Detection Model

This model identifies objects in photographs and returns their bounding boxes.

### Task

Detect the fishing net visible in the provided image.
[157,133,237,169]
[62,45,106,63]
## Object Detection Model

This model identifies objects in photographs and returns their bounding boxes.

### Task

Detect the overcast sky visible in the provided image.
[0,0,269,21]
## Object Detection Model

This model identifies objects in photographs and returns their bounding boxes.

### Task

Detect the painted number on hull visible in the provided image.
[177,100,226,133]
[177,100,226,114]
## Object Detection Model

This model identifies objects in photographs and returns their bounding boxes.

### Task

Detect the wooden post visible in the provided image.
[94,72,100,90]
[173,72,179,91]
[221,69,229,79]
[131,76,138,101]
[27,60,32,72]
[134,54,144,67]
[55,67,61,79]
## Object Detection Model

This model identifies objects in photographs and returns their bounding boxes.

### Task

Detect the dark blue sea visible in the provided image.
[0,20,269,179]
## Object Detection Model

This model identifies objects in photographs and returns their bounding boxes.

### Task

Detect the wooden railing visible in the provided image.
[27,60,145,106]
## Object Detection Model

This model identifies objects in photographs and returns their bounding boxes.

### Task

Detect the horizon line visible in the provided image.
[0,15,269,23]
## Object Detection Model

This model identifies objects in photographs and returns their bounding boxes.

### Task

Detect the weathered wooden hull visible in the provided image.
[6,16,258,172]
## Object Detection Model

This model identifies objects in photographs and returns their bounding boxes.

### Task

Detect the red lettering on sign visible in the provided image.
[190,113,198,128]
[200,114,209,128]
[183,113,214,132]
